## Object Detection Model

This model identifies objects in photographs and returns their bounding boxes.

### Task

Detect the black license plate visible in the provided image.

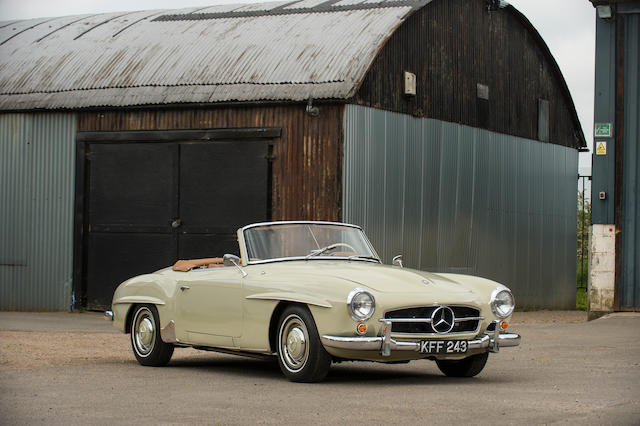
[419,340,468,354]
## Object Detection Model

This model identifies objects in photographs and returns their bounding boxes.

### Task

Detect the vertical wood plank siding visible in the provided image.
[353,0,581,148]
[77,105,344,222]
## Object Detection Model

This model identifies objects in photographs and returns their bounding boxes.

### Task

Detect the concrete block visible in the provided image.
[590,250,615,272]
[590,224,616,253]
[588,224,616,318]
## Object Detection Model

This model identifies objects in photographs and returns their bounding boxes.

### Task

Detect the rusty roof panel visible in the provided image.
[283,0,331,9]
[234,2,292,11]
[0,0,429,110]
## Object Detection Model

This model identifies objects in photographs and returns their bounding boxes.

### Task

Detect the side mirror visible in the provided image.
[223,254,241,267]
[223,254,247,278]
[392,254,403,268]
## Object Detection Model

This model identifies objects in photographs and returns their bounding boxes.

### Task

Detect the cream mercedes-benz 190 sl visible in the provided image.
[106,221,521,382]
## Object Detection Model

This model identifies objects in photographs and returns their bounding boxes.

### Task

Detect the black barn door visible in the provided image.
[178,141,269,258]
[85,142,179,309]
[77,129,277,310]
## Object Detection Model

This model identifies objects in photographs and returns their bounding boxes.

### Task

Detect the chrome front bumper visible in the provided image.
[104,310,114,321]
[321,320,521,356]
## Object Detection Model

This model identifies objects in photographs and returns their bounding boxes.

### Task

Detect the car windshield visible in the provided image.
[243,222,379,263]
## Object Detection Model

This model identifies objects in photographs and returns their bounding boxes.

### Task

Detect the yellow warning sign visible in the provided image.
[596,141,607,155]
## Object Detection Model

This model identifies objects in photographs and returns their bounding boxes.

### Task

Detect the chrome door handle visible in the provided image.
[180,285,190,291]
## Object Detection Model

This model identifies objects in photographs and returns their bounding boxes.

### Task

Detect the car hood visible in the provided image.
[254,260,486,301]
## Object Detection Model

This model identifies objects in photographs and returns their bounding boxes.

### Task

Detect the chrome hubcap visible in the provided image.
[134,309,155,356]
[280,315,309,372]
[286,327,306,360]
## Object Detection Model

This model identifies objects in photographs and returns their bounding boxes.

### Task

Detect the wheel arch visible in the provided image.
[124,302,164,335]
[268,301,308,354]
[124,304,135,334]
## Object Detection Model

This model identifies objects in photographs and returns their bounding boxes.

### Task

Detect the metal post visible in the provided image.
[581,176,586,288]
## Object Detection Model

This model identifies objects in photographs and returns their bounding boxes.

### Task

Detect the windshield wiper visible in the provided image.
[305,244,337,259]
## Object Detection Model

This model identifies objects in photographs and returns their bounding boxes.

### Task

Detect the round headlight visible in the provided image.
[491,288,515,318]
[347,288,375,321]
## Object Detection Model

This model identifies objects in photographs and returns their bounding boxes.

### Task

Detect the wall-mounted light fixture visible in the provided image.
[477,83,489,100]
[306,97,319,116]
[596,5,612,19]
[404,71,416,97]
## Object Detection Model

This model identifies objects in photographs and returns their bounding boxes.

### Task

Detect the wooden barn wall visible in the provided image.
[353,0,581,148]
[77,105,344,222]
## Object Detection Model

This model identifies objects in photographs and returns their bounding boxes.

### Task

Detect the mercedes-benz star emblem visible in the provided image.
[430,306,455,334]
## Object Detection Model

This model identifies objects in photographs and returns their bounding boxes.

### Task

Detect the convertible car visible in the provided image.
[106,221,520,382]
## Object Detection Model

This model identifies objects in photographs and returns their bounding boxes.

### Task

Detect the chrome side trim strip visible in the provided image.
[191,346,272,360]
[245,293,333,308]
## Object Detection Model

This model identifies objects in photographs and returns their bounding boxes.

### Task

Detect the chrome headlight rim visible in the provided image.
[490,287,515,319]
[347,288,376,322]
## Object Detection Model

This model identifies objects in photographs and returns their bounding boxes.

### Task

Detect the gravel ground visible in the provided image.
[1,310,638,425]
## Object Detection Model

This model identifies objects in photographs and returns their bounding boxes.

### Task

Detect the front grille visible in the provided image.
[384,306,481,334]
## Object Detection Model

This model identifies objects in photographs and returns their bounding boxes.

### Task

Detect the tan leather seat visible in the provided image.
[172,257,225,272]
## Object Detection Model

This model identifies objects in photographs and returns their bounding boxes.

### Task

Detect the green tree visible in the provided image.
[577,189,591,288]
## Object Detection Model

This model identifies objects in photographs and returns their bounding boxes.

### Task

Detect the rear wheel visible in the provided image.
[276,306,331,382]
[130,304,174,366]
[435,352,488,377]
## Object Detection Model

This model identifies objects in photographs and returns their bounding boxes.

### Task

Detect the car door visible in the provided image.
[175,267,243,346]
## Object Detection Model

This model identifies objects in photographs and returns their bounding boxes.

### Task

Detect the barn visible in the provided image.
[0,0,586,311]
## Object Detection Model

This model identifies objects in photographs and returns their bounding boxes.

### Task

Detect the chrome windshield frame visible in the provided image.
[240,221,381,265]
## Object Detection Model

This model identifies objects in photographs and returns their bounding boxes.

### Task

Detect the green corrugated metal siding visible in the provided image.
[592,16,617,225]
[0,113,76,311]
[621,13,640,308]
[343,105,578,309]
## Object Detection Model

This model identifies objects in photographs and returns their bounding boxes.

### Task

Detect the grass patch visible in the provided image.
[576,263,588,288]
[576,261,588,311]
[576,287,587,311]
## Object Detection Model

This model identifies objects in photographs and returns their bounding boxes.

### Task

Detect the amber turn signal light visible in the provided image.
[500,321,509,330]
[356,323,367,334]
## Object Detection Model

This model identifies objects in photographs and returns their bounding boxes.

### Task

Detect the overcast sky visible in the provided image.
[0,0,595,173]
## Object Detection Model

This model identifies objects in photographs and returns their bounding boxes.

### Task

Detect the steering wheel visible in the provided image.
[326,242,357,255]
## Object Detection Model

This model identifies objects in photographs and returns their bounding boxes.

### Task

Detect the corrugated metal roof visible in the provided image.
[0,0,429,110]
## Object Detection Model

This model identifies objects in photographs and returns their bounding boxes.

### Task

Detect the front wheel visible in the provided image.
[276,306,331,382]
[435,352,488,377]
[130,304,174,366]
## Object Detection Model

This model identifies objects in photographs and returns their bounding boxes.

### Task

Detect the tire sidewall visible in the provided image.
[131,305,157,359]
[436,352,489,377]
[276,305,331,382]
[277,312,310,374]
[129,304,174,366]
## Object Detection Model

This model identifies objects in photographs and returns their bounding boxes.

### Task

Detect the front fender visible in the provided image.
[111,274,177,333]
